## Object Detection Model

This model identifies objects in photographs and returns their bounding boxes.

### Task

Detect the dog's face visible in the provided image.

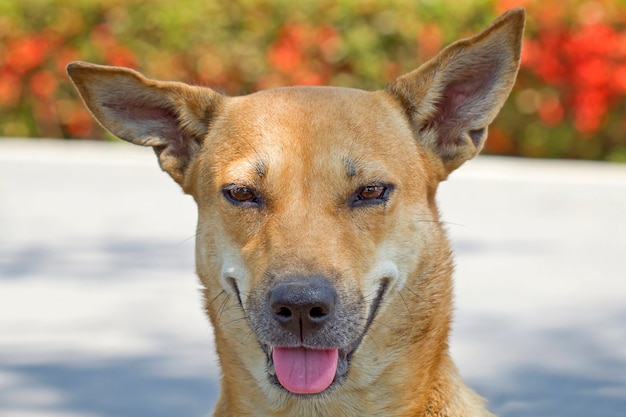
[193,87,436,394]
[67,8,524,403]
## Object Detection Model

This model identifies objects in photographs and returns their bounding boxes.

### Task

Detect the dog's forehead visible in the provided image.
[204,86,420,180]
[229,87,411,142]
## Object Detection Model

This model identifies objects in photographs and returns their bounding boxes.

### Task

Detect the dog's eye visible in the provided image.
[358,185,386,200]
[230,187,255,201]
[351,183,392,207]
[223,185,259,206]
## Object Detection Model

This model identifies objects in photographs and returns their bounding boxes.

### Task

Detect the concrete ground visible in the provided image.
[1,138,625,417]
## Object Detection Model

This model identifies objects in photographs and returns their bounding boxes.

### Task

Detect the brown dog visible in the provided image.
[67,8,524,416]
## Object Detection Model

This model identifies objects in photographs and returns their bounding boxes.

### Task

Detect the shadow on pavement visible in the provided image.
[472,314,626,417]
[482,365,626,417]
[1,357,219,417]
[0,239,194,280]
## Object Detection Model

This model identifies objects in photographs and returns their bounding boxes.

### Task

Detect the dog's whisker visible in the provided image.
[397,291,411,315]
[221,315,250,327]
[243,329,256,344]
[413,217,466,228]
[206,289,227,308]
[215,292,233,323]
[402,285,425,303]
[438,221,467,228]
[177,233,197,245]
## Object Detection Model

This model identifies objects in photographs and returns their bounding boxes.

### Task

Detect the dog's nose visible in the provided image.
[269,277,336,341]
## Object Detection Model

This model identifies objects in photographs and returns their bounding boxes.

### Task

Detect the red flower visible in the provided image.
[0,70,21,106]
[316,25,340,57]
[574,58,611,88]
[573,89,609,135]
[495,0,531,15]
[55,46,80,75]
[615,65,626,92]
[65,108,94,138]
[268,24,306,73]
[528,30,568,84]
[105,45,137,68]
[292,71,323,86]
[417,24,443,60]
[566,23,617,58]
[537,95,564,126]
[485,128,514,154]
[4,35,51,76]
[520,2,626,135]
[30,70,58,99]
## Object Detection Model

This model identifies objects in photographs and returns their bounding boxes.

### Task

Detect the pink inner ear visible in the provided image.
[103,100,183,149]
[436,59,499,125]
[446,82,477,105]
[444,76,492,111]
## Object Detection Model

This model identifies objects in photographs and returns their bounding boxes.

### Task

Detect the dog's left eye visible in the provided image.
[223,185,260,206]
[351,183,392,207]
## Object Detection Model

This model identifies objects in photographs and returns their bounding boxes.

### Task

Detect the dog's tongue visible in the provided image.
[272,347,338,394]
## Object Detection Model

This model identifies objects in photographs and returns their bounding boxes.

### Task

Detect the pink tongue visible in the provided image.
[272,347,338,394]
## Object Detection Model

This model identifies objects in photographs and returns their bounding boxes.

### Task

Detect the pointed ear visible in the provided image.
[385,8,525,176]
[66,61,224,188]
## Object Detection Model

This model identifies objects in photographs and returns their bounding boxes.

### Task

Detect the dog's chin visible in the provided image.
[260,278,389,396]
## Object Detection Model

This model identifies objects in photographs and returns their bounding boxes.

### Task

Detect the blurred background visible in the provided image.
[1,1,626,417]
[1,0,626,161]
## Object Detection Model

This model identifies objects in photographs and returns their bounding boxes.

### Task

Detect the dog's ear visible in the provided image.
[385,8,525,177]
[67,62,224,188]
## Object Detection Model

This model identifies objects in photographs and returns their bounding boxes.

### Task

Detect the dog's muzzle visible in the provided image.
[242,275,389,395]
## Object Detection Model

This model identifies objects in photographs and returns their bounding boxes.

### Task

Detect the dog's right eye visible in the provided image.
[223,185,260,206]
[349,183,394,208]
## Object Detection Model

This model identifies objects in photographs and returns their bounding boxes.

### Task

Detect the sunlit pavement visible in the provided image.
[1,139,625,417]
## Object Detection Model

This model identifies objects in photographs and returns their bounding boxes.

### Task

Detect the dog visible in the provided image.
[67,8,524,416]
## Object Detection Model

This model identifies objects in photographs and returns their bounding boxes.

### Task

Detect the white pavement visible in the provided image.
[1,138,625,417]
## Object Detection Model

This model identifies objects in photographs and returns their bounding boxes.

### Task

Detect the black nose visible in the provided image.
[269,276,337,341]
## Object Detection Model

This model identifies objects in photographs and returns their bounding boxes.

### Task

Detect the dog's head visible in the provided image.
[68,9,524,400]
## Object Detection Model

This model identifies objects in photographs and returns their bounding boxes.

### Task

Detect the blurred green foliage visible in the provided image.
[1,0,625,161]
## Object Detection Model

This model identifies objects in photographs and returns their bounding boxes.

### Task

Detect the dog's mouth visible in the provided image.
[264,345,343,394]
[260,279,389,395]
